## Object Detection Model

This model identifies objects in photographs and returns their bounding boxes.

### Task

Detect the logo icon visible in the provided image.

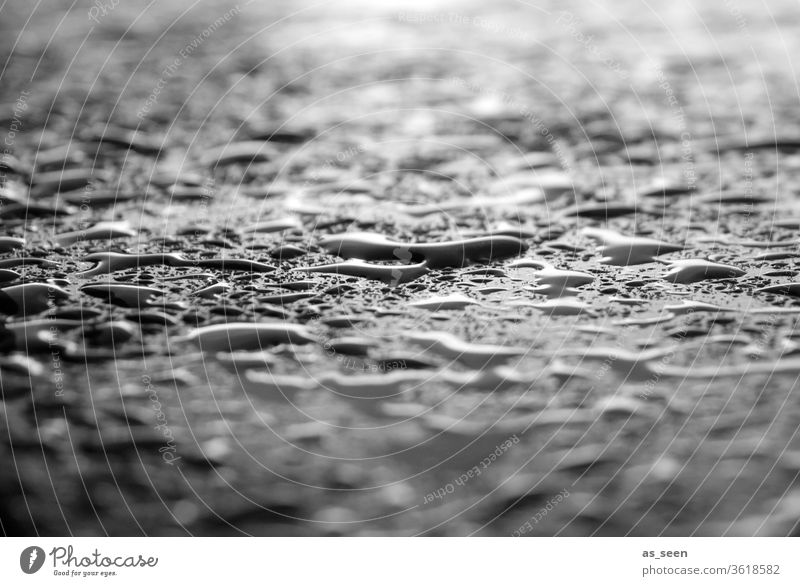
[20,546,45,574]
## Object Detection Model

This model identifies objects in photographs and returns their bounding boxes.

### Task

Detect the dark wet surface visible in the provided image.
[2,0,800,536]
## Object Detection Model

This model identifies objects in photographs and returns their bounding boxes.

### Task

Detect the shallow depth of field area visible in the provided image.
[2,0,800,536]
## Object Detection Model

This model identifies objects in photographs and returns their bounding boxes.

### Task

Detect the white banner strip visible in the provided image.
[0,538,798,584]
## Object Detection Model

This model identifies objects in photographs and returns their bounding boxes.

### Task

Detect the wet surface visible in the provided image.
[2,0,800,536]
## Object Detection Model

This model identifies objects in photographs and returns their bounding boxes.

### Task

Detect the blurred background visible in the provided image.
[2,0,800,537]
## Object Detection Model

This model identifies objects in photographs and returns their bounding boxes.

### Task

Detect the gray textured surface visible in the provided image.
[1,0,800,536]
